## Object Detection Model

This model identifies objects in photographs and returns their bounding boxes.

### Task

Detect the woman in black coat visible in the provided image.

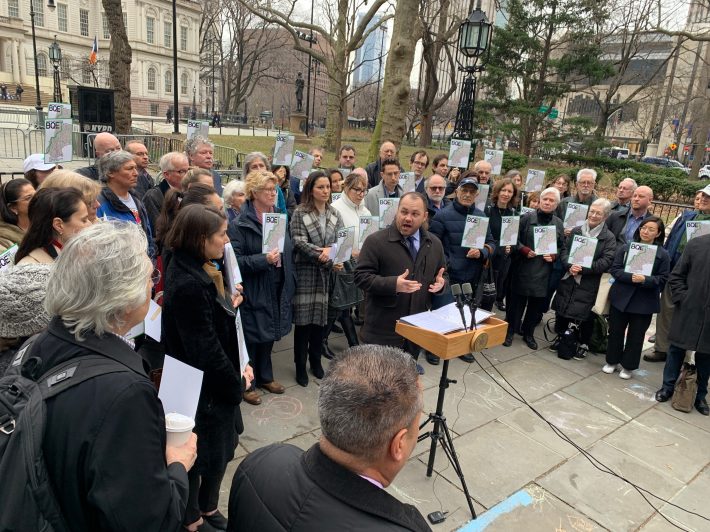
[162,204,250,531]
[229,170,296,406]
[604,216,669,380]
[551,198,617,358]
[504,187,565,350]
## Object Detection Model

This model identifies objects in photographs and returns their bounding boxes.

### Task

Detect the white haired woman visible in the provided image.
[504,187,566,349]
[223,179,246,222]
[10,221,197,530]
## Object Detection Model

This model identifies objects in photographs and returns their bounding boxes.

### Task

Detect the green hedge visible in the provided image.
[502,152,528,173]
[611,170,701,202]
[556,154,686,179]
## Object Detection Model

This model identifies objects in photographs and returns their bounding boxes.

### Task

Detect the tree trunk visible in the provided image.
[323,63,347,152]
[102,0,132,134]
[419,111,433,146]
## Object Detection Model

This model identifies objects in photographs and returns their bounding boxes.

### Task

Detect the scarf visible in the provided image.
[202,261,226,299]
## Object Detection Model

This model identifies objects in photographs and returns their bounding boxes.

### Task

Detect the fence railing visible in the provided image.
[650,200,693,224]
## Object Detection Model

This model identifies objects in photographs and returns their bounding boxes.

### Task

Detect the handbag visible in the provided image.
[592,272,612,315]
[329,261,363,309]
[671,361,698,413]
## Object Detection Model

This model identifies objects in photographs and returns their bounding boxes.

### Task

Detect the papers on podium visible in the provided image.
[401,303,494,334]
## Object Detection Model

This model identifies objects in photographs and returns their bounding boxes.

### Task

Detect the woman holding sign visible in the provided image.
[604,216,669,380]
[485,178,519,311]
[290,170,344,386]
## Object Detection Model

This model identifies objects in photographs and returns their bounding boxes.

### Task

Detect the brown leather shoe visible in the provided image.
[258,381,285,394]
[643,351,666,362]
[243,390,262,405]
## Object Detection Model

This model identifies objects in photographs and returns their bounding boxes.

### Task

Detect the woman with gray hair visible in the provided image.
[14,221,197,530]
[223,179,246,222]
[550,198,617,359]
[504,187,566,349]
[97,150,156,258]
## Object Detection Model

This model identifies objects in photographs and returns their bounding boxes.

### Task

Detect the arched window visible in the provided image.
[36,53,48,77]
[180,72,188,95]
[147,67,157,92]
[165,70,172,93]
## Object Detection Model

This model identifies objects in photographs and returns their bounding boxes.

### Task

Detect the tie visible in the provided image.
[407,236,418,261]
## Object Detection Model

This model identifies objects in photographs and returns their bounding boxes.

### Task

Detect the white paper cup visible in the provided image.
[165,412,195,447]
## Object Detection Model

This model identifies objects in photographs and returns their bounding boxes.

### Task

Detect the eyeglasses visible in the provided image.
[9,193,34,204]
[457,189,477,196]
[169,168,190,175]
[428,186,445,191]
[350,187,366,195]
[259,187,278,194]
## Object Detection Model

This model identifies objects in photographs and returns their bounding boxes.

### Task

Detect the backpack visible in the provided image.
[588,312,609,354]
[557,323,579,360]
[0,333,130,531]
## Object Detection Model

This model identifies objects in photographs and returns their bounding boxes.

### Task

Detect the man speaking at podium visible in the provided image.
[356,192,447,372]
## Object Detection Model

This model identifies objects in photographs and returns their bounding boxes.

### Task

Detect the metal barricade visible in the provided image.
[650,201,693,224]
[0,129,28,159]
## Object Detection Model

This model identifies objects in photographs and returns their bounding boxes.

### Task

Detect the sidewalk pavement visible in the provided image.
[217,310,709,531]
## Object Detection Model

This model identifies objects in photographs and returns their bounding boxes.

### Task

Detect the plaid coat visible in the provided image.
[290,205,343,326]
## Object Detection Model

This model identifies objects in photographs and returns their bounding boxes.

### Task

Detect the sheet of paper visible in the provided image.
[568,235,598,269]
[144,299,162,342]
[44,119,73,164]
[333,226,356,264]
[484,149,504,175]
[533,226,557,255]
[524,169,545,192]
[262,213,287,253]
[520,206,535,215]
[431,302,495,328]
[358,216,379,248]
[461,215,489,249]
[291,150,314,179]
[564,203,589,230]
[448,139,472,168]
[272,134,295,166]
[400,311,463,334]
[234,311,250,375]
[223,242,243,294]
[378,198,399,229]
[47,102,72,119]
[500,216,520,246]
[474,184,489,212]
[398,172,416,193]
[158,355,204,420]
[685,220,710,241]
[624,243,657,276]
[125,320,144,340]
[331,192,342,202]
[0,244,18,271]
[186,120,209,140]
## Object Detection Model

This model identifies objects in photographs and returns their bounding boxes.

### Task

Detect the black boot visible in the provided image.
[294,328,309,387]
[322,339,336,360]
[294,355,308,387]
[340,313,360,347]
[308,340,325,379]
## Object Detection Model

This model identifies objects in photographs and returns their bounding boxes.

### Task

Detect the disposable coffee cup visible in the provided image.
[165,412,195,446]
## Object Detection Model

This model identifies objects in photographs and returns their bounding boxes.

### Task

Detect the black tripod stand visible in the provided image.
[418,357,477,519]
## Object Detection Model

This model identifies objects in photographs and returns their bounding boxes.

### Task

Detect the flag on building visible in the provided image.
[89,36,98,65]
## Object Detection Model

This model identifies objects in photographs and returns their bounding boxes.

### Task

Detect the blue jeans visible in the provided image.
[661,344,710,403]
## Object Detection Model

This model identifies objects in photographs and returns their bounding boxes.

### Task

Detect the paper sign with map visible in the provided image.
[234,311,250,375]
[685,220,710,241]
[499,216,520,246]
[273,134,295,166]
[186,120,209,140]
[568,235,598,268]
[484,149,504,175]
[533,226,557,255]
[524,169,545,192]
[338,168,352,177]
[223,242,243,293]
[44,119,73,164]
[564,203,589,230]
[521,206,535,215]
[330,192,342,202]
[291,150,314,179]
[398,172,416,193]
[474,184,489,212]
[448,139,471,168]
[333,226,356,264]
[262,213,287,253]
[379,198,399,228]
[461,215,489,249]
[0,244,18,272]
[624,243,657,276]
[359,216,379,248]
[47,102,72,119]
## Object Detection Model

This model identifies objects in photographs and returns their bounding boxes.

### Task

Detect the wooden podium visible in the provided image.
[395,316,509,520]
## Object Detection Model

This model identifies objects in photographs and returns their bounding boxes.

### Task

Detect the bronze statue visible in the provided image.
[295,72,304,112]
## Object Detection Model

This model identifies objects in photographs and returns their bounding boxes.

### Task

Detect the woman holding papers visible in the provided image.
[229,170,295,405]
[162,205,250,531]
[290,170,344,386]
[551,198,616,359]
[604,216,669,380]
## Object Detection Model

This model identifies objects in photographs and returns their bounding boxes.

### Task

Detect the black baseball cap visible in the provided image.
[457,178,479,189]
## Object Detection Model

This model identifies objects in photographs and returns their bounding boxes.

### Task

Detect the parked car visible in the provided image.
[640,156,690,174]
[699,165,710,179]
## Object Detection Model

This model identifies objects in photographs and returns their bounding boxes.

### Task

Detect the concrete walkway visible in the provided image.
[217,310,710,531]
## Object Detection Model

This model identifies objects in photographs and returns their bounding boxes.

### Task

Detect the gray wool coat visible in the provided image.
[290,205,344,326]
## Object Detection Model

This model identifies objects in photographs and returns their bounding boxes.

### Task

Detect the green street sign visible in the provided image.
[549,108,558,119]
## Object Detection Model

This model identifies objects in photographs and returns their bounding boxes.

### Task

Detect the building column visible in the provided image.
[11,39,21,83]
[16,40,27,84]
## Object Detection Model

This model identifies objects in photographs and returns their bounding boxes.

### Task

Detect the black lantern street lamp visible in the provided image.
[48,35,62,103]
[451,0,492,145]
[31,0,59,124]
[191,84,197,120]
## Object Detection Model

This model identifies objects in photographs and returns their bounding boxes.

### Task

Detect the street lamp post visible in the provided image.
[451,0,492,155]
[30,0,57,125]
[48,35,62,103]
[191,84,197,119]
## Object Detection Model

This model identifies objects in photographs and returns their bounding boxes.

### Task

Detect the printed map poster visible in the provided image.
[525,169,545,192]
[564,203,589,230]
[398,172,416,193]
[448,139,472,168]
[330,192,342,202]
[338,168,352,178]
[474,184,490,212]
[484,149,504,175]
[521,206,536,215]
[272,134,295,166]
[461,215,489,249]
[624,242,657,276]
[47,102,72,119]
[0,244,18,272]
[685,220,710,241]
[500,216,520,246]
[359,216,379,248]
[223,242,243,293]
[533,226,557,255]
[234,311,250,375]
[291,150,314,180]
[186,120,209,140]
[44,119,73,164]
[379,198,399,228]
[262,213,287,253]
[568,235,598,268]
[333,226,356,264]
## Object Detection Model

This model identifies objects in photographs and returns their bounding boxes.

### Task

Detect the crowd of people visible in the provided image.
[1,134,708,531]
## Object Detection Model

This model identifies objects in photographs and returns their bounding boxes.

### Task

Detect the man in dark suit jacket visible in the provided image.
[365,140,397,188]
[227,345,432,532]
[605,185,653,244]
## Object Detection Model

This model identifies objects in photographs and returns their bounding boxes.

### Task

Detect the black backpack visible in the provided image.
[0,334,130,531]
[557,323,580,360]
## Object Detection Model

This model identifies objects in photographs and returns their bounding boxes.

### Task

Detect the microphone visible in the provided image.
[462,283,477,330]
[451,284,468,331]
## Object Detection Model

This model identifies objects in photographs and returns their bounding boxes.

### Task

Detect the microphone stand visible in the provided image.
[462,282,478,331]
[450,284,468,332]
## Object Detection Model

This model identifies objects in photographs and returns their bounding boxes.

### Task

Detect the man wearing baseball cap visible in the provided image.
[22,154,60,188]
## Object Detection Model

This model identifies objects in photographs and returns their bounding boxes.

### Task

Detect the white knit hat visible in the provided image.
[0,264,52,338]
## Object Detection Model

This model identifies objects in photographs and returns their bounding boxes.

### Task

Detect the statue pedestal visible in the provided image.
[289,112,309,142]
[645,143,659,157]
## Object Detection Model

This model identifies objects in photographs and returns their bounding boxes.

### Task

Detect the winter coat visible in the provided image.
[210,169,224,195]
[0,220,24,253]
[134,168,155,200]
[555,193,598,220]
[355,224,447,347]
[227,443,431,532]
[426,196,450,219]
[76,164,99,181]
[365,159,385,189]
[162,249,243,476]
[668,234,710,352]
[228,202,295,344]
[511,210,566,298]
[35,317,189,531]
[664,209,700,268]
[331,193,371,250]
[429,200,495,285]
[280,180,297,218]
[364,181,403,218]
[608,241,670,315]
[605,208,652,245]
[143,178,171,234]
[96,186,156,259]
[290,205,343,326]
[552,224,617,321]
